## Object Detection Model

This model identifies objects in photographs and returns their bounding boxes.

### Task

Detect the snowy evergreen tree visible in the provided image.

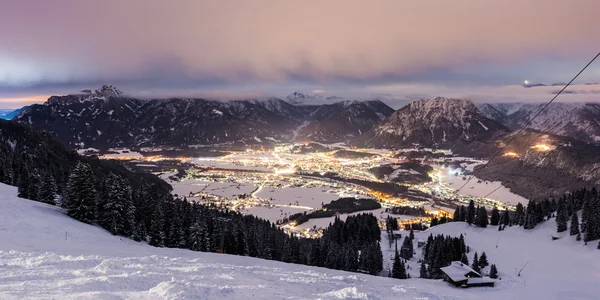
[466,200,475,225]
[392,246,407,279]
[489,264,498,279]
[17,169,30,199]
[582,192,600,242]
[478,251,488,268]
[570,212,580,236]
[419,260,428,278]
[400,236,413,260]
[490,206,500,226]
[460,252,469,265]
[98,173,132,235]
[502,208,510,226]
[515,203,525,226]
[65,162,97,224]
[39,174,58,205]
[476,206,489,228]
[556,199,568,233]
[149,205,165,247]
[472,252,480,273]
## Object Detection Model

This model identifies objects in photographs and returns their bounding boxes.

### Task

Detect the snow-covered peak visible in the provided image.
[93,84,124,98]
[354,97,507,148]
[284,92,343,105]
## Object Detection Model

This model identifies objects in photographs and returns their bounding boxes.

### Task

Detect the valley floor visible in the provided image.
[0,183,598,299]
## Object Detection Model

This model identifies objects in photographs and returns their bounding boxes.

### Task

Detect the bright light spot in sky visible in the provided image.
[524,80,529,85]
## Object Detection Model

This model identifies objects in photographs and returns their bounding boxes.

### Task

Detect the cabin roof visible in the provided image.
[467,277,496,284]
[439,261,481,282]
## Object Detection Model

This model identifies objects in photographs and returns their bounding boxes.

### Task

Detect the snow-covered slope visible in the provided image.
[0,183,458,299]
[1,182,598,299]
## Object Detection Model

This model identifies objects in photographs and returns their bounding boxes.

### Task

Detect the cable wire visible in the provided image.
[454,52,600,195]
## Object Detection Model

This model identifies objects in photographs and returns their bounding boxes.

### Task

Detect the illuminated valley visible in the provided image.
[87,143,531,237]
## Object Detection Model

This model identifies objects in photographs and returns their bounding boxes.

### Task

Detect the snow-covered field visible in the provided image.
[100,148,144,159]
[256,186,339,208]
[0,182,598,299]
[445,175,527,206]
[293,209,416,231]
[170,179,257,198]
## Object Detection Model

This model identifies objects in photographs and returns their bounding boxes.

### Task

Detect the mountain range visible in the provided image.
[478,102,600,144]
[14,86,393,149]
[354,97,509,149]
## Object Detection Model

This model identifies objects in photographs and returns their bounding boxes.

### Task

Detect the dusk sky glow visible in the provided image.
[1,0,600,108]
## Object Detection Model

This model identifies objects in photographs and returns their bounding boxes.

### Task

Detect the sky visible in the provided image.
[1,0,600,108]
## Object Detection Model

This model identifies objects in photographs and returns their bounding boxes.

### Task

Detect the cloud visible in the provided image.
[0,0,599,99]
[312,89,327,94]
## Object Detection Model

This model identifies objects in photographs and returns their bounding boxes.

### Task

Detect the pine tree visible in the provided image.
[460,252,469,265]
[515,203,525,226]
[502,208,510,226]
[392,246,407,279]
[556,199,568,233]
[409,229,415,241]
[17,169,30,199]
[476,206,489,228]
[576,232,582,241]
[453,206,461,222]
[478,251,488,268]
[472,252,480,273]
[65,162,97,224]
[26,169,41,201]
[582,194,600,242]
[419,260,428,278]
[98,173,130,235]
[466,200,475,225]
[489,264,498,279]
[570,212,580,236]
[149,205,165,247]
[39,174,58,205]
[189,221,204,251]
[490,207,500,226]
[400,236,413,260]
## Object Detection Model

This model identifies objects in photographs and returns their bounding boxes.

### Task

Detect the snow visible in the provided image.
[444,173,527,206]
[256,186,339,208]
[101,148,144,159]
[0,183,458,299]
[478,121,489,131]
[170,179,256,198]
[6,139,16,151]
[76,147,100,155]
[0,182,599,299]
[253,136,262,143]
[212,109,223,115]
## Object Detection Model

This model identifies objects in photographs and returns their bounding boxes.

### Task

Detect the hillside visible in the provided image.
[1,183,598,299]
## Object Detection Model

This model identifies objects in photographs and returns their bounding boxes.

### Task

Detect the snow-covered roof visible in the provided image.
[467,277,495,284]
[440,261,481,282]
